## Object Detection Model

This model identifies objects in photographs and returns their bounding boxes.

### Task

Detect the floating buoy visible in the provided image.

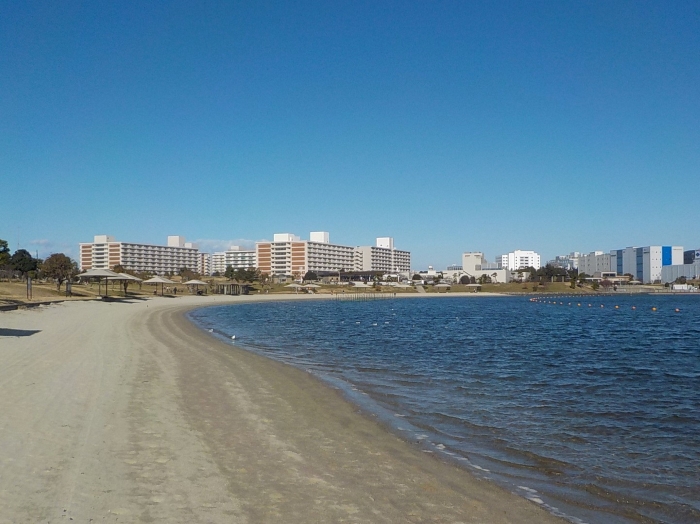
[231,335,236,340]
[632,306,636,310]
[651,307,657,312]
[615,305,619,309]
[577,303,581,307]
[675,308,680,312]
[588,304,592,307]
[601,305,604,308]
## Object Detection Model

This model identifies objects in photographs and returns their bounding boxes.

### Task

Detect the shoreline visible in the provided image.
[0,294,565,522]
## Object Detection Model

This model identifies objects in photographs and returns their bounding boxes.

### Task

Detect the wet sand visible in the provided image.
[0,295,564,523]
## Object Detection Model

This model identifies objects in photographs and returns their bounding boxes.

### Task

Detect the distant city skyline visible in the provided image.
[2,2,698,269]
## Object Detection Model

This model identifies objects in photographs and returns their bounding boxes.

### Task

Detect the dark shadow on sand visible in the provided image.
[0,328,42,337]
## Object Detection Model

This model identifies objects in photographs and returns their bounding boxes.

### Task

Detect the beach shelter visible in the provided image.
[183,279,208,294]
[142,275,175,296]
[107,272,142,295]
[303,284,320,288]
[285,283,303,293]
[76,268,122,297]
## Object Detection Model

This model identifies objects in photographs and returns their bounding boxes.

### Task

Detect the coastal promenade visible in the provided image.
[0,294,563,523]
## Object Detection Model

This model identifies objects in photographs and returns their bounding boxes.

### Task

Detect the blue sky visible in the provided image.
[1,1,698,269]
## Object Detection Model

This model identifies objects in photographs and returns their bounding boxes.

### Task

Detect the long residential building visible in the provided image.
[79,235,199,275]
[256,232,355,277]
[354,237,411,273]
[256,232,410,277]
[610,246,683,283]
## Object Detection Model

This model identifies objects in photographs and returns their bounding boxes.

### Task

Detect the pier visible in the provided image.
[334,292,394,301]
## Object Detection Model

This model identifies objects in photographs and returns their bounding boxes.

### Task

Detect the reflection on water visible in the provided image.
[190,295,700,524]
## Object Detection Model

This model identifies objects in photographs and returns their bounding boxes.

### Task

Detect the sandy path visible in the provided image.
[0,296,564,523]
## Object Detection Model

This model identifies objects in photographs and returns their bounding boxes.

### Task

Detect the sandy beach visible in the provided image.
[0,294,564,523]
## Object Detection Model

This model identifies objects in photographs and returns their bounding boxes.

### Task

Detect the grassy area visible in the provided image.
[0,278,178,305]
[480,282,597,294]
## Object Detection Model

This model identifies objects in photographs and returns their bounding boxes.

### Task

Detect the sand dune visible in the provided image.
[0,295,563,523]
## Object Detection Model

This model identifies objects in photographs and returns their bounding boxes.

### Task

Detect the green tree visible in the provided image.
[0,239,10,267]
[412,273,422,281]
[303,271,318,282]
[567,268,578,289]
[459,275,470,284]
[10,249,39,277]
[236,267,260,283]
[179,267,198,281]
[477,274,492,284]
[224,265,235,280]
[41,253,78,291]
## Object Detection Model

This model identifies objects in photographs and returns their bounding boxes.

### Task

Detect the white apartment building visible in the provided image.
[211,246,257,275]
[354,237,411,273]
[499,250,541,270]
[256,232,355,277]
[79,235,199,275]
[577,251,611,277]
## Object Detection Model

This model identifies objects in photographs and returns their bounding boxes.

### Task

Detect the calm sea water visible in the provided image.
[188,295,700,524]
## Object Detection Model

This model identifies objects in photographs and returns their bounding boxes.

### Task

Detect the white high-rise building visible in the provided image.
[499,250,541,270]
[211,246,257,275]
